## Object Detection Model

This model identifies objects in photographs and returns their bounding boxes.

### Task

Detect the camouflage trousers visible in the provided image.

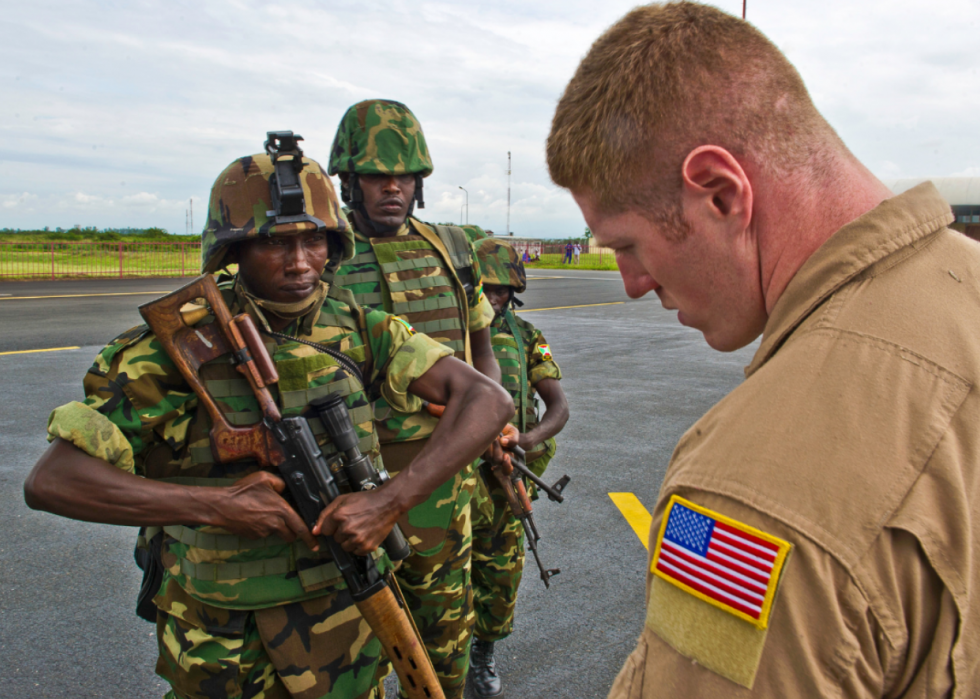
[471,469,526,642]
[383,440,478,699]
[155,588,388,699]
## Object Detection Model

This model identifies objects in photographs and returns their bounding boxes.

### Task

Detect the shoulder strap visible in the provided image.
[432,223,476,304]
[503,308,528,433]
[432,224,475,271]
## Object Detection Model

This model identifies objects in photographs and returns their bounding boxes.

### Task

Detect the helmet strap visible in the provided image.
[414,174,425,209]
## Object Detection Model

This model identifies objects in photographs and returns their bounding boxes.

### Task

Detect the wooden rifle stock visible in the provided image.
[139,275,445,699]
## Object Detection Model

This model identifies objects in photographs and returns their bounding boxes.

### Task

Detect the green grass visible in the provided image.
[524,253,619,271]
[0,245,202,280]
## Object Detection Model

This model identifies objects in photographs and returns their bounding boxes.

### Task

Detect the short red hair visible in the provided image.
[547,2,840,219]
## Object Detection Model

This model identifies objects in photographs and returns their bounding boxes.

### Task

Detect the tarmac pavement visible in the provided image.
[0,270,757,698]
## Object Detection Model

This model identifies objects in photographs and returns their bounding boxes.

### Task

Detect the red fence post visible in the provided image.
[51,242,55,280]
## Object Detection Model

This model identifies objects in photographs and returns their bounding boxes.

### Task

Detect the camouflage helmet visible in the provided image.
[474,238,527,294]
[201,152,353,274]
[328,99,433,177]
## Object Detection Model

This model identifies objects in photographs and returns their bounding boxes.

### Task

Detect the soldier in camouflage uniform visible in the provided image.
[24,139,513,699]
[468,238,569,698]
[327,99,500,699]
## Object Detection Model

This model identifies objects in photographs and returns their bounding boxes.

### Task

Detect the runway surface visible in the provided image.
[0,270,757,698]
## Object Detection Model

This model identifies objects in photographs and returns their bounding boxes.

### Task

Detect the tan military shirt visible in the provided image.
[610,183,980,698]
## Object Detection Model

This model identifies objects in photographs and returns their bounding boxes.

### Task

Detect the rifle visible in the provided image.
[423,402,567,588]
[139,274,443,699]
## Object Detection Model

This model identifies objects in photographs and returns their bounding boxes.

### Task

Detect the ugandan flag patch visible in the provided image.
[652,495,791,629]
[537,344,553,360]
[393,316,415,335]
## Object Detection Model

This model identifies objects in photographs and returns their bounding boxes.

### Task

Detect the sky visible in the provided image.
[3,0,980,238]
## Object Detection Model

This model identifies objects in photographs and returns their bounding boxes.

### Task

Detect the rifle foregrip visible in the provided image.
[356,585,445,699]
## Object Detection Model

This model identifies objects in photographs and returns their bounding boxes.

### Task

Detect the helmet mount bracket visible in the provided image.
[263,131,325,229]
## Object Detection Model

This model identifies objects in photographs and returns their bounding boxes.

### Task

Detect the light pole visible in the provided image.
[458,186,468,225]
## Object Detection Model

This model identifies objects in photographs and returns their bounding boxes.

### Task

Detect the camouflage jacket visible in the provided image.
[46,278,452,616]
[334,216,494,444]
[490,309,562,471]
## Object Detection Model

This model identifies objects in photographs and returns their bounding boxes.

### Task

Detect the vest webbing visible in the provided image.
[338,236,467,358]
[491,316,546,459]
[152,288,383,597]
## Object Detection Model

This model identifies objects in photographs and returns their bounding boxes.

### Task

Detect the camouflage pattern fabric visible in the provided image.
[473,237,527,294]
[335,217,493,447]
[47,278,450,697]
[328,99,433,177]
[489,310,561,467]
[156,582,388,699]
[332,214,495,699]
[392,471,476,699]
[471,473,526,642]
[201,154,353,274]
[471,311,562,642]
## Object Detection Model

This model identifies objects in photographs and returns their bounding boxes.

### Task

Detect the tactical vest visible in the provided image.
[334,224,475,361]
[140,282,385,608]
[492,309,549,464]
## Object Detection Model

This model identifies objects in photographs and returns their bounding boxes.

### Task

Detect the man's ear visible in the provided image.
[680,146,752,227]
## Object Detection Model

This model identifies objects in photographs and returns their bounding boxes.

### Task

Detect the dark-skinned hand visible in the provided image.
[313,488,401,556]
[486,424,520,475]
[216,470,319,551]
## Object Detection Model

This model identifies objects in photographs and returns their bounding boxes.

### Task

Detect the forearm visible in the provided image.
[390,371,512,515]
[24,438,221,527]
[521,378,569,447]
[470,326,501,384]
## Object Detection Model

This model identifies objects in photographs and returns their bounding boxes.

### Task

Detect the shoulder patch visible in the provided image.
[536,344,552,361]
[652,495,791,630]
[392,316,415,335]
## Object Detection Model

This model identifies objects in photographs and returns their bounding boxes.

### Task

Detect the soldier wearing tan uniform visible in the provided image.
[548,2,980,696]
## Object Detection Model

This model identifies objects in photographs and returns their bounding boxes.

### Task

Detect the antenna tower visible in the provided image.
[506,151,511,236]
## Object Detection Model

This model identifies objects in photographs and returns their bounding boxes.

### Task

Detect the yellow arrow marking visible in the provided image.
[520,301,624,313]
[609,492,653,550]
[0,346,81,356]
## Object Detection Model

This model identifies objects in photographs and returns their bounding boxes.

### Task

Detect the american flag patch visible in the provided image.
[652,495,791,629]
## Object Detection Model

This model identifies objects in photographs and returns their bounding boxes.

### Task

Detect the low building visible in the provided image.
[884,178,980,239]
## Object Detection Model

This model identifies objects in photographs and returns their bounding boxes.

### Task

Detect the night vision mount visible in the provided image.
[263,130,325,229]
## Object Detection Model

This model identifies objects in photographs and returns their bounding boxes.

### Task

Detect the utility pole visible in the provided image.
[506,151,511,236]
[189,198,194,234]
[742,0,746,18]
[185,208,189,235]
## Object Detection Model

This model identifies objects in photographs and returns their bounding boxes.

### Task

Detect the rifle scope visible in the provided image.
[310,393,413,561]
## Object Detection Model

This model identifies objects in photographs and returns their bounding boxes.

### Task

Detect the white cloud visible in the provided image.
[3,0,980,235]
[1,192,37,209]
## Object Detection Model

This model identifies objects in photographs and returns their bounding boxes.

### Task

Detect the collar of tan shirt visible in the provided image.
[747,182,954,378]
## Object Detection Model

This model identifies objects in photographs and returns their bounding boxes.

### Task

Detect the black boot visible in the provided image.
[469,638,503,697]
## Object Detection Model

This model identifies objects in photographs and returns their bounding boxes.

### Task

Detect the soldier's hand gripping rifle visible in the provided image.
[139,274,444,699]
[423,403,565,588]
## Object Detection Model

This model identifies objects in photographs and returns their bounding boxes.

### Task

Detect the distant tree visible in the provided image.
[584,227,593,240]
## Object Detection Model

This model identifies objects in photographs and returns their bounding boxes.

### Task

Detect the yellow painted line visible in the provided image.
[0,291,170,301]
[520,301,624,313]
[0,346,81,356]
[609,492,653,549]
